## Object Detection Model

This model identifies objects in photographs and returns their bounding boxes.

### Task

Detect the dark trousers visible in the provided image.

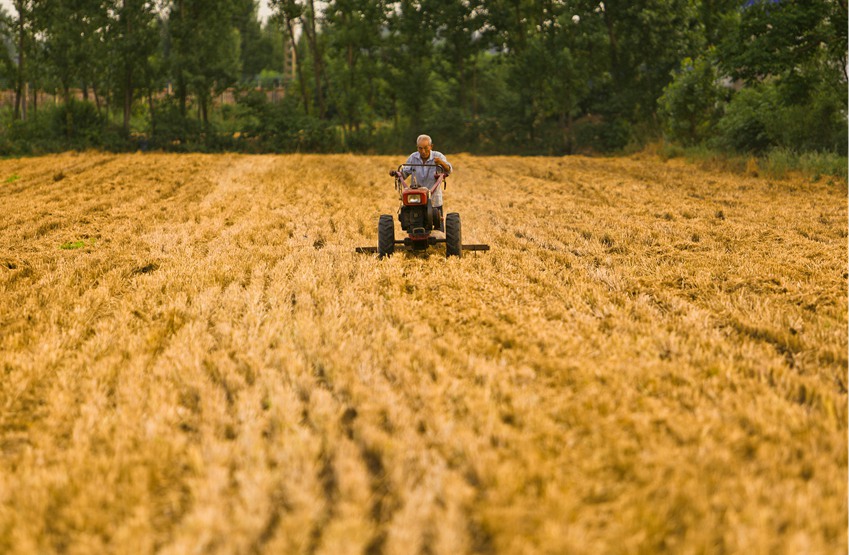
[433,205,444,231]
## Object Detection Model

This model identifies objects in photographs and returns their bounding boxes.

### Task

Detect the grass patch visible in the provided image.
[4,173,19,183]
[59,240,87,250]
[763,148,849,181]
[654,142,848,182]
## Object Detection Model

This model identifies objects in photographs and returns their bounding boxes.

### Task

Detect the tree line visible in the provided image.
[0,0,845,157]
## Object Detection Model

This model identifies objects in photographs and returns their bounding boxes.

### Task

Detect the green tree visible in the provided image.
[37,0,109,105]
[300,0,327,118]
[431,0,487,118]
[323,0,388,137]
[11,0,38,120]
[720,0,840,84]
[658,53,724,145]
[699,0,743,47]
[717,0,847,152]
[598,0,704,123]
[168,0,241,124]
[268,0,327,118]
[259,17,290,78]
[269,0,310,112]
[0,8,17,91]
[234,0,272,82]
[481,1,601,152]
[108,0,159,133]
[270,0,310,114]
[385,0,438,132]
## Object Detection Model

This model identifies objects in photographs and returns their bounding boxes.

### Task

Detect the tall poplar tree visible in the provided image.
[38,0,109,105]
[108,0,159,133]
[323,0,388,135]
[269,0,311,112]
[385,0,437,131]
[11,0,36,120]
[168,0,240,124]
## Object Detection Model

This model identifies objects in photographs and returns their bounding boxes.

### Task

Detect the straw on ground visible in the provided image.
[0,152,846,554]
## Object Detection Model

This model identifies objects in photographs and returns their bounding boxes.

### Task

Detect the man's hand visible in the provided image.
[434,158,449,172]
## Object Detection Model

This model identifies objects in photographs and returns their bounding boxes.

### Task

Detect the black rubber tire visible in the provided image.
[445,212,462,257]
[378,215,395,257]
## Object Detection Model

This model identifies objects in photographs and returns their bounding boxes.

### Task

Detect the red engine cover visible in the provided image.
[402,189,428,206]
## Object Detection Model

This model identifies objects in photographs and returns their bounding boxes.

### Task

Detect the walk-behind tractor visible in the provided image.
[356,163,490,257]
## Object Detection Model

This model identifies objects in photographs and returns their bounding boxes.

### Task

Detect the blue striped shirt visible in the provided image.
[402,151,452,207]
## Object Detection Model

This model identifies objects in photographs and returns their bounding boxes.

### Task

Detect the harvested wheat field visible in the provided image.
[0,151,846,554]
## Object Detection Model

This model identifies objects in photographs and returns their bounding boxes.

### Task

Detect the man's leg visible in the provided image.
[433,205,444,232]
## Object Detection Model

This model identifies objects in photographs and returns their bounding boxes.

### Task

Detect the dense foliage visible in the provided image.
[0,0,845,157]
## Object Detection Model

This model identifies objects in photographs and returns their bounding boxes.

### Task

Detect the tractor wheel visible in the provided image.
[378,215,395,257]
[445,212,462,258]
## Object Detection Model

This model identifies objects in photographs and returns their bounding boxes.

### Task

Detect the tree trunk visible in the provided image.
[13,1,25,121]
[457,55,466,113]
[123,70,133,134]
[302,0,326,118]
[177,0,187,117]
[284,17,309,114]
[200,96,208,125]
[178,75,187,117]
[93,86,102,114]
[603,11,619,85]
[559,110,573,154]
[513,0,525,51]
[148,89,156,136]
[122,7,133,134]
[347,39,357,132]
[22,81,28,120]
[471,56,478,117]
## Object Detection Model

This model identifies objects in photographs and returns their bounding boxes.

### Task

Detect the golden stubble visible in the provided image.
[0,151,846,554]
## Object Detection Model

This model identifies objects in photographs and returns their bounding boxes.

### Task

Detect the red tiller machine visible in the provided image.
[356,163,490,257]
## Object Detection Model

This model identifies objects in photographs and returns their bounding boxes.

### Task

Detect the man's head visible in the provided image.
[416,134,433,160]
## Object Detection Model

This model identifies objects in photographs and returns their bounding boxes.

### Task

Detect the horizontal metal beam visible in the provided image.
[355,244,490,254]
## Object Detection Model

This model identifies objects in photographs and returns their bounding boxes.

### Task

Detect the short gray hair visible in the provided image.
[416,134,432,146]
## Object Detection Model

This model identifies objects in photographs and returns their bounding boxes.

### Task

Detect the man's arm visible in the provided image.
[402,153,417,177]
[434,153,452,174]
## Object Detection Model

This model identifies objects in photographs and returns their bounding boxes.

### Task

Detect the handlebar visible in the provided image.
[392,163,446,175]
[391,163,449,195]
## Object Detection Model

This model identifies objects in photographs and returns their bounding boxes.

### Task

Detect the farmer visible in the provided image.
[402,134,452,231]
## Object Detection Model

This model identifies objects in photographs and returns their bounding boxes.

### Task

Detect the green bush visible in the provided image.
[770,83,848,153]
[0,101,128,155]
[150,99,205,150]
[572,116,632,153]
[763,148,848,180]
[237,94,339,152]
[658,55,724,145]
[4,110,64,154]
[52,99,106,145]
[712,78,847,156]
[712,85,778,154]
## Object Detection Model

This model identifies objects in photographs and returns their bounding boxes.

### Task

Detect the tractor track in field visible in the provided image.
[297,351,404,555]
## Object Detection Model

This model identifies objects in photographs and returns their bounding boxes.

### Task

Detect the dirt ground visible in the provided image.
[0,152,846,554]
